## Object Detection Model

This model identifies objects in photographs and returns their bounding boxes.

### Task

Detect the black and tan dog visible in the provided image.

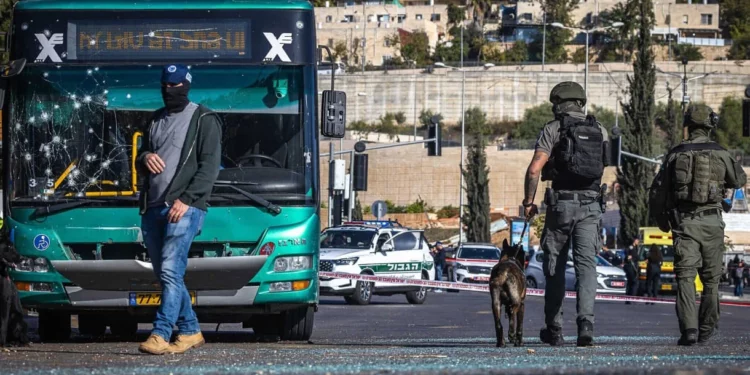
[0,240,29,347]
[489,239,527,347]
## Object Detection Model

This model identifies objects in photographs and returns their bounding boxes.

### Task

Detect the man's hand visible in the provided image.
[144,153,166,174]
[523,202,539,220]
[167,199,189,223]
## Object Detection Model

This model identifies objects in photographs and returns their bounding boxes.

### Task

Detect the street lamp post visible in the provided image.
[551,22,624,115]
[656,61,717,140]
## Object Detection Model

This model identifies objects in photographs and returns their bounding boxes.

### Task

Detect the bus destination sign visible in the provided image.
[69,20,249,61]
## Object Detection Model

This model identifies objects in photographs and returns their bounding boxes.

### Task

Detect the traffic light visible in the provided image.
[427,116,442,157]
[353,154,368,191]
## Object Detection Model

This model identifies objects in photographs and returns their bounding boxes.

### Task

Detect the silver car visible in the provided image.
[525,251,627,294]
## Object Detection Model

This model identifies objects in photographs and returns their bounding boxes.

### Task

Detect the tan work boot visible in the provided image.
[138,334,170,355]
[168,332,205,354]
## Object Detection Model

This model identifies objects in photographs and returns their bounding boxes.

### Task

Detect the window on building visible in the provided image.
[682,15,688,24]
[326,15,333,23]
[701,14,713,25]
[522,13,532,21]
[431,13,441,22]
[416,14,423,20]
[344,15,355,23]
[397,15,407,23]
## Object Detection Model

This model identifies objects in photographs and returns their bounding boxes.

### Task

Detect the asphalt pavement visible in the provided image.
[2,291,750,375]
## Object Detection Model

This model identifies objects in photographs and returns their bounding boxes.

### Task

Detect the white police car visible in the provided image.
[452,243,500,283]
[319,221,436,305]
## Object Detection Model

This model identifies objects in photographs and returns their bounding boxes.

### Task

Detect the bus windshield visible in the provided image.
[8,64,313,206]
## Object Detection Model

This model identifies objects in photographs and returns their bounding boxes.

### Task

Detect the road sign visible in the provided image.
[510,219,530,251]
[371,200,387,220]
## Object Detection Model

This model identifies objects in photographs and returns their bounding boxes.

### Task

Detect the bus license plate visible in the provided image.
[611,281,625,287]
[661,284,672,291]
[129,292,196,306]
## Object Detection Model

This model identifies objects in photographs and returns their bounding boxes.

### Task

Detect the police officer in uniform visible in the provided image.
[649,104,746,346]
[522,82,609,347]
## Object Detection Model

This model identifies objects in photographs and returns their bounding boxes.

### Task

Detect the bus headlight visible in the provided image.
[274,256,312,272]
[16,256,49,273]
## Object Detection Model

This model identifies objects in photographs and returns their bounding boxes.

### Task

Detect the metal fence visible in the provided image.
[677,37,730,47]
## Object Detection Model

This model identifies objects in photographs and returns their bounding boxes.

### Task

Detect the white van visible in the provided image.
[318,62,346,75]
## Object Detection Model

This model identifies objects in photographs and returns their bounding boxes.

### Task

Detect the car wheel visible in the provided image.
[526,277,538,289]
[350,278,373,305]
[406,273,429,305]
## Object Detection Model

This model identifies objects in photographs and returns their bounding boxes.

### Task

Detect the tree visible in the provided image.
[722,0,750,59]
[331,41,348,63]
[529,0,579,63]
[617,0,656,246]
[376,113,399,141]
[663,86,682,150]
[419,109,443,130]
[462,107,491,243]
[572,47,588,64]
[389,31,432,66]
[597,2,638,63]
[512,103,554,140]
[447,3,466,26]
[394,112,407,126]
[504,41,529,63]
[353,199,364,221]
[715,96,750,154]
[671,43,703,62]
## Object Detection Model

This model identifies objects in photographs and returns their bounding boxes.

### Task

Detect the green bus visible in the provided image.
[0,0,345,342]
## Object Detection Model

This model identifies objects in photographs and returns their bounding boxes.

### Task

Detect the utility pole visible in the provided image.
[362,1,366,73]
[458,19,465,245]
[542,11,546,71]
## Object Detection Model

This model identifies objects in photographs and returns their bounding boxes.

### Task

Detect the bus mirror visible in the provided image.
[321,90,346,139]
[1,58,27,78]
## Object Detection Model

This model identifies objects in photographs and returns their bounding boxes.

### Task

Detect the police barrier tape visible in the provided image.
[319,271,750,307]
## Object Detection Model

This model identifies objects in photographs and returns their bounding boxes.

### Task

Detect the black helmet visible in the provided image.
[549,81,587,105]
[684,104,719,129]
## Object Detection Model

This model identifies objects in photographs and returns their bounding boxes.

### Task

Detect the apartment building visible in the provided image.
[315,2,450,67]
[502,0,721,46]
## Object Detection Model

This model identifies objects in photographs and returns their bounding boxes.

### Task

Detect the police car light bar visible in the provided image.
[343,221,404,228]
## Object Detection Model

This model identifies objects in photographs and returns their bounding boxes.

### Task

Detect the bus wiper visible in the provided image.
[213,181,282,215]
[30,199,107,219]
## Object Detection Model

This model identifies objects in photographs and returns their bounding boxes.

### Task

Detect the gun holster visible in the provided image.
[544,188,557,207]
[599,184,608,213]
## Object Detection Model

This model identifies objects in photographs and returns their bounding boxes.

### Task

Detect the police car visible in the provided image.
[318,221,436,305]
[451,243,500,283]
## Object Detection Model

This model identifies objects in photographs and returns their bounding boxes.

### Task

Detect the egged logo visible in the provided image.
[263,32,293,62]
[35,33,64,63]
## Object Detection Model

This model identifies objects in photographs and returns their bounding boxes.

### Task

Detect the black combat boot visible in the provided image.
[678,329,698,346]
[540,326,564,346]
[698,328,717,345]
[577,320,594,347]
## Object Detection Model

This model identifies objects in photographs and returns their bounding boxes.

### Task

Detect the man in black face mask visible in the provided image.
[136,64,222,355]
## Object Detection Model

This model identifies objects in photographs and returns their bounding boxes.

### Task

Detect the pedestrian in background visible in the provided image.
[734,261,744,297]
[623,247,640,304]
[431,242,446,293]
[646,245,663,305]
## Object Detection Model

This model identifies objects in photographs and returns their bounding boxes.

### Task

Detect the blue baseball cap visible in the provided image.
[161,64,192,84]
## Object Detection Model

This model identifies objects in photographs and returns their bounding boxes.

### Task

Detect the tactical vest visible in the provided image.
[671,142,727,205]
[544,114,605,191]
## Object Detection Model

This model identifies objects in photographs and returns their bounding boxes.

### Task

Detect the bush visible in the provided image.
[672,43,703,62]
[405,198,434,213]
[437,205,460,219]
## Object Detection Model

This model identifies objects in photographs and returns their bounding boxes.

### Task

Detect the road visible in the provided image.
[2,291,750,375]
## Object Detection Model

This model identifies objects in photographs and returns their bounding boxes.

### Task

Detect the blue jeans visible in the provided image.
[435,263,444,281]
[735,277,744,297]
[142,206,205,341]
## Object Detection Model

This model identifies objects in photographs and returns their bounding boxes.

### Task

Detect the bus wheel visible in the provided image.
[110,318,139,340]
[406,273,429,305]
[38,310,71,343]
[278,305,314,341]
[78,314,106,337]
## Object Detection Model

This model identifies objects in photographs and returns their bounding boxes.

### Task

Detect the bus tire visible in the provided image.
[38,310,71,343]
[78,314,106,337]
[405,273,429,305]
[278,305,314,341]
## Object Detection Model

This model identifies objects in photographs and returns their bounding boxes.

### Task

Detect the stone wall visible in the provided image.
[319,62,750,125]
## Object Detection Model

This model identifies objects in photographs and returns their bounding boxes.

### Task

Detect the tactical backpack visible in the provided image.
[553,114,606,180]
[670,142,727,205]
